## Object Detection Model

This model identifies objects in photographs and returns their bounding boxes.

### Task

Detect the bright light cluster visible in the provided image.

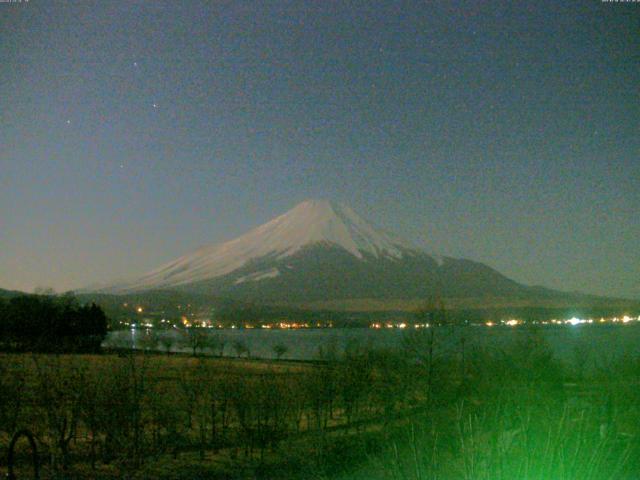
[366,315,640,329]
[500,315,640,327]
[369,322,429,329]
[276,322,311,329]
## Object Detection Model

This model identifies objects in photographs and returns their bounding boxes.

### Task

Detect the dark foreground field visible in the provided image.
[2,327,640,479]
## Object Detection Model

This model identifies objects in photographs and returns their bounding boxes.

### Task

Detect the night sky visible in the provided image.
[1,1,638,299]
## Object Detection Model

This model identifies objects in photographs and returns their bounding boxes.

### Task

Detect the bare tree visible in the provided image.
[0,356,26,438]
[272,343,288,360]
[179,327,208,357]
[232,339,249,358]
[32,355,86,472]
[159,332,175,355]
[177,359,210,459]
[204,333,226,357]
[402,296,451,404]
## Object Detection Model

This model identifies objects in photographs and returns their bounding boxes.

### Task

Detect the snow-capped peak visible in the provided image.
[110,199,416,291]
[249,199,413,259]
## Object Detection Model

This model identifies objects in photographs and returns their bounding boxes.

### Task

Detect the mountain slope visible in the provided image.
[175,243,533,303]
[111,200,418,292]
[100,199,577,306]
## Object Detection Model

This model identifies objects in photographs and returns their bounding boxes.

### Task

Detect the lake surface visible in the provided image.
[106,324,640,366]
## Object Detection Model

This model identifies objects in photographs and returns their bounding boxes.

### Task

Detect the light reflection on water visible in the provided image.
[105,324,640,366]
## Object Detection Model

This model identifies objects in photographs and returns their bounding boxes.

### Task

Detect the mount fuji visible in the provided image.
[97,199,574,308]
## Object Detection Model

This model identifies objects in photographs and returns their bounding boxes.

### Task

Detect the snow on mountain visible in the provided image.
[233,268,281,285]
[111,200,417,292]
[91,200,613,307]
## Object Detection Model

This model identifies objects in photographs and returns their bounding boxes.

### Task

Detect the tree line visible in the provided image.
[0,293,108,353]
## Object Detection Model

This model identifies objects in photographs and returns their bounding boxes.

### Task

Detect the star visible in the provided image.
[152,103,158,109]
[133,62,138,67]
[66,119,71,125]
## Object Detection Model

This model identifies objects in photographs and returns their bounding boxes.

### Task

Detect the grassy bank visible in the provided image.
[2,326,640,478]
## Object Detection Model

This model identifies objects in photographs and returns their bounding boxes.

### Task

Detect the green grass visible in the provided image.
[2,332,640,479]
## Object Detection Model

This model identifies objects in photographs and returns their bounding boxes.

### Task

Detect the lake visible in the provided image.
[106,324,640,367]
